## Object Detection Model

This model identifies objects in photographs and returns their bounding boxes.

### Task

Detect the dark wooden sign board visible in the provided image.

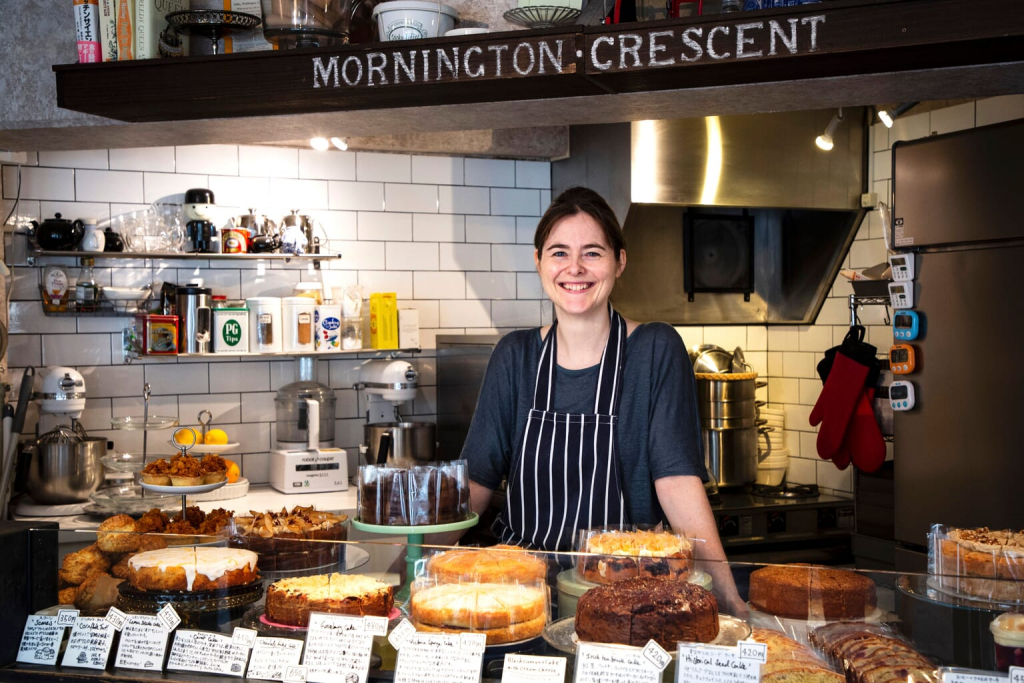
[53,0,1024,123]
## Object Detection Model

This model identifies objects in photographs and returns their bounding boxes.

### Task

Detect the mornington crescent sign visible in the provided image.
[310,13,826,89]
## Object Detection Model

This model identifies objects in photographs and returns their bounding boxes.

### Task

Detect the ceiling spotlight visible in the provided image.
[815,108,844,151]
[330,137,348,151]
[310,137,329,151]
[877,102,919,129]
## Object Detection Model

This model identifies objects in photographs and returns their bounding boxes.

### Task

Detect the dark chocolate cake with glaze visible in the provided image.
[574,577,719,648]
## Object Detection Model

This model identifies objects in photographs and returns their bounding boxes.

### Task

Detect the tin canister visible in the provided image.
[213,306,249,353]
[315,303,342,352]
[221,226,250,254]
[135,314,178,355]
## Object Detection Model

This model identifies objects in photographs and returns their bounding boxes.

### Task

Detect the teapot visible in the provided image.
[32,213,83,251]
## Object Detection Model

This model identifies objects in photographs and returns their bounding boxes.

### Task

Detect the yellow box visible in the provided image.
[369,292,398,350]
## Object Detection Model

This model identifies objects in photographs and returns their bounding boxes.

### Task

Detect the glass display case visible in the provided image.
[2,513,1020,683]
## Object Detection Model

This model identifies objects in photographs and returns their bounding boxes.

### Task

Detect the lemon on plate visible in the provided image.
[173,427,203,446]
[205,428,229,445]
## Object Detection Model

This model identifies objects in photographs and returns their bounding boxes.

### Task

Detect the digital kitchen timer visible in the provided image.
[890,381,916,411]
[893,310,921,341]
[889,281,914,309]
[889,253,916,282]
[889,344,916,374]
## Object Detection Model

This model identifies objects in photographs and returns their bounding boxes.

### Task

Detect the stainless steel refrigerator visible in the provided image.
[890,118,1024,571]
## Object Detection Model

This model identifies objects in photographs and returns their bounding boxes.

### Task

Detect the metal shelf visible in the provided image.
[176,348,421,359]
[29,250,340,264]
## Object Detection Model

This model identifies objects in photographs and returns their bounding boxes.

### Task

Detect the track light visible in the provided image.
[330,137,348,151]
[815,108,843,151]
[310,137,330,151]
[877,102,919,129]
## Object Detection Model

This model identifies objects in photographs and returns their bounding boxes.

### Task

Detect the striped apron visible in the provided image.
[495,306,628,552]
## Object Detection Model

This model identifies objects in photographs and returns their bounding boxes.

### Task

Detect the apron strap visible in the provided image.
[532,305,627,414]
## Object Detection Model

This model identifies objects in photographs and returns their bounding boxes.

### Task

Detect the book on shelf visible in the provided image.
[115,0,134,60]
[98,0,118,60]
[135,0,188,59]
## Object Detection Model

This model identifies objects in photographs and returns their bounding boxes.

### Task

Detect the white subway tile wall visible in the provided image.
[1,100,1010,493]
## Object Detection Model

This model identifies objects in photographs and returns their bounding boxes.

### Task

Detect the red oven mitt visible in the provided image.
[846,387,886,473]
[809,350,870,460]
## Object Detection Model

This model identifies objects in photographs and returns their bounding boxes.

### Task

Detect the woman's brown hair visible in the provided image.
[534,186,626,261]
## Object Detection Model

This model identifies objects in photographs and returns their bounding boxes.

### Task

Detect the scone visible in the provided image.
[96,514,140,553]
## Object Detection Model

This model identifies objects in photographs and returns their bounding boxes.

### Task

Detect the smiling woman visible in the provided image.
[459,186,746,614]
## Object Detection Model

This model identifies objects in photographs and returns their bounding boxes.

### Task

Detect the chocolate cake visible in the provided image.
[230,506,347,571]
[574,577,719,649]
[748,565,877,620]
[358,462,470,526]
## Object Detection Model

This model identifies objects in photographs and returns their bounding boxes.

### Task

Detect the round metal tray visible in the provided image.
[117,579,264,616]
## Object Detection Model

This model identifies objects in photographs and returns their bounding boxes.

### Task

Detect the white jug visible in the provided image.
[80,220,105,252]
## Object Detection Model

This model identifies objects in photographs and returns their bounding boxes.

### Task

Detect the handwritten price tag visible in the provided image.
[738,640,768,664]
[460,633,487,654]
[232,627,259,649]
[502,654,567,683]
[105,606,128,632]
[677,644,761,683]
[363,615,389,636]
[1009,667,1024,683]
[158,604,181,633]
[940,670,1003,683]
[575,642,662,683]
[284,665,308,683]
[114,615,170,672]
[643,640,671,672]
[16,616,63,665]
[56,609,80,627]
[389,618,417,651]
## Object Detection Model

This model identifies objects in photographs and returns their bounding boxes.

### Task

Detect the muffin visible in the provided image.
[166,453,205,486]
[201,454,228,484]
[96,514,140,553]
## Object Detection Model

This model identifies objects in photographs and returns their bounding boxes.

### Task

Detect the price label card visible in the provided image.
[575,643,662,683]
[395,633,484,683]
[233,627,259,649]
[302,613,376,683]
[643,640,672,672]
[461,633,487,654]
[115,615,171,672]
[56,609,80,627]
[363,615,389,636]
[247,637,305,682]
[677,644,762,683]
[61,616,116,670]
[16,615,64,665]
[285,665,309,683]
[1009,667,1023,683]
[939,669,1004,683]
[389,618,417,651]
[738,641,768,664]
[502,654,567,683]
[158,604,181,633]
[167,629,250,677]
[105,606,128,632]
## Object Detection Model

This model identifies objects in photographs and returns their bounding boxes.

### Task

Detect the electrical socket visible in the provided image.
[861,192,878,208]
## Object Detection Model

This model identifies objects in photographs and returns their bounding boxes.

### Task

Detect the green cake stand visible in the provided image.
[352,512,479,602]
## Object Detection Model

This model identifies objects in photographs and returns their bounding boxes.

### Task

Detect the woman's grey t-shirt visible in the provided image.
[461,322,707,526]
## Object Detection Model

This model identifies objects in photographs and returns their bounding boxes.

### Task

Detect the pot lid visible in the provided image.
[177,284,212,295]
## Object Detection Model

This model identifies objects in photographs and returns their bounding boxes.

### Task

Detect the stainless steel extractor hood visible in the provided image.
[552,109,868,325]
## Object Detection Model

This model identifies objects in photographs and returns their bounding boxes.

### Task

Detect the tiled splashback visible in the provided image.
[2,96,1020,494]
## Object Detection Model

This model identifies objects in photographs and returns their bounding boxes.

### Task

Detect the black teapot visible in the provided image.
[32,213,83,251]
[103,227,124,252]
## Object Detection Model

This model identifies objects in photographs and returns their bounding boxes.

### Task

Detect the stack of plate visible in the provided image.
[757,407,788,485]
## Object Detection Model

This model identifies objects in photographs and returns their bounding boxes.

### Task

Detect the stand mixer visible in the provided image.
[357,359,438,467]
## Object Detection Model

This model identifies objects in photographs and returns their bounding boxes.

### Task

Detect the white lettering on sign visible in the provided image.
[312,39,569,89]
[589,14,826,71]
[302,613,375,683]
[394,632,484,683]
[114,615,170,672]
[677,644,761,683]
[167,629,250,677]
[17,615,64,665]
[502,654,567,683]
[575,642,662,683]
[247,637,304,682]
[61,616,116,670]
